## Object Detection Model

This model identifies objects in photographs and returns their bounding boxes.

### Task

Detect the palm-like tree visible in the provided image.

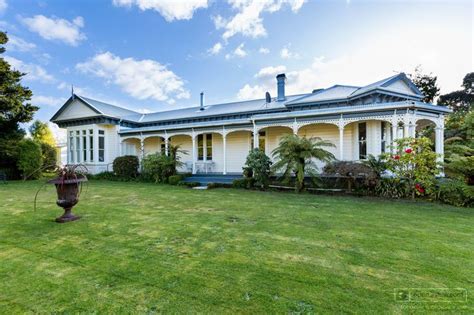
[272,134,335,192]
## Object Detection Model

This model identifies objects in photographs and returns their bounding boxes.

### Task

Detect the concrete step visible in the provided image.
[183,175,242,185]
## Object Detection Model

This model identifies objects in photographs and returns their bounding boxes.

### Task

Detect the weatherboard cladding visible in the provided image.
[51,73,438,130]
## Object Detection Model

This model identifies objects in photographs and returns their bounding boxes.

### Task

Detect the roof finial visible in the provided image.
[71,84,75,100]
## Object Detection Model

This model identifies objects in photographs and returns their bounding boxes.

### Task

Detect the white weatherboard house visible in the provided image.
[51,73,450,175]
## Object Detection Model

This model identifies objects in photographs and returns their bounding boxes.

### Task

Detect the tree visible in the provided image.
[0,31,38,178]
[438,72,474,114]
[30,120,56,146]
[17,139,43,180]
[272,134,335,192]
[244,148,272,189]
[409,66,440,103]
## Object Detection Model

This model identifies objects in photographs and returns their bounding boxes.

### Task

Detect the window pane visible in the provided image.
[90,136,94,161]
[99,136,105,162]
[83,135,87,161]
[359,122,367,159]
[259,131,266,152]
[197,134,203,160]
[206,134,212,160]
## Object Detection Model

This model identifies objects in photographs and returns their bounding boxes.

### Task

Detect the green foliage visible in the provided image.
[142,146,184,183]
[385,137,438,198]
[29,120,56,146]
[272,134,335,192]
[168,174,184,185]
[113,155,139,179]
[177,181,200,188]
[232,178,255,189]
[362,154,387,178]
[17,139,42,180]
[0,31,38,179]
[409,66,440,103]
[40,142,57,171]
[207,182,232,189]
[244,148,272,188]
[436,178,474,207]
[438,72,474,114]
[375,178,411,199]
[88,171,116,181]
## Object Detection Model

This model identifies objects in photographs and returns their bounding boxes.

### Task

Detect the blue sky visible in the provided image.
[1,0,472,132]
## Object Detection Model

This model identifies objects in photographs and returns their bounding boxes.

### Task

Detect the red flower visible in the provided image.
[393,155,400,160]
[415,183,425,194]
[405,148,413,154]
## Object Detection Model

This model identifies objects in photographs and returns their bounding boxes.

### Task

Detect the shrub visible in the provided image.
[17,139,43,180]
[244,148,272,189]
[40,142,57,171]
[168,174,184,185]
[177,181,201,188]
[385,137,438,198]
[89,171,116,180]
[375,178,411,199]
[436,179,474,207]
[207,182,232,189]
[142,153,176,183]
[113,155,139,179]
[232,178,255,189]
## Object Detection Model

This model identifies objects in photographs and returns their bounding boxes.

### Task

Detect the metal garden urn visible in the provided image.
[48,176,87,223]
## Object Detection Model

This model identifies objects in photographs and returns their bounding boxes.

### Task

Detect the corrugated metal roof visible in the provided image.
[286,85,359,105]
[77,95,140,118]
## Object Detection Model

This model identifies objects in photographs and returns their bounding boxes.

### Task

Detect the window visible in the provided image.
[161,143,166,154]
[82,130,87,162]
[358,122,367,160]
[69,131,74,163]
[259,131,266,152]
[75,131,81,163]
[198,134,204,160]
[89,130,94,162]
[98,130,105,162]
[381,122,387,153]
[206,134,213,160]
[197,134,212,161]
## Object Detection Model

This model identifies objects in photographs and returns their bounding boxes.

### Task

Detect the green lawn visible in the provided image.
[0,180,472,313]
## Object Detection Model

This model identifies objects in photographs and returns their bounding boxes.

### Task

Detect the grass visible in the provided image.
[0,180,472,313]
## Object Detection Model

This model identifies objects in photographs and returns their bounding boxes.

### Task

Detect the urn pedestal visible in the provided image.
[48,177,87,223]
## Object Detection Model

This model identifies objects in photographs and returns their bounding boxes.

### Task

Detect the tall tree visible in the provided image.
[438,72,474,114]
[30,120,56,146]
[0,31,38,177]
[409,66,440,103]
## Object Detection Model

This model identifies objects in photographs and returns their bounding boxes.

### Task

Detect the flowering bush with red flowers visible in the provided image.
[385,137,439,199]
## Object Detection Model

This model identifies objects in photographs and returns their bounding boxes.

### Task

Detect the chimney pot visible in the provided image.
[276,73,286,101]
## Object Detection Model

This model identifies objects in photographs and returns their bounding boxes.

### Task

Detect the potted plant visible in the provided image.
[48,165,87,223]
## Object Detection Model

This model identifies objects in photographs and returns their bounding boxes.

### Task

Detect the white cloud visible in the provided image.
[4,56,55,82]
[0,0,7,13]
[76,51,190,104]
[237,83,266,100]
[113,0,208,22]
[280,45,299,59]
[225,43,247,59]
[208,42,223,55]
[49,122,67,144]
[259,47,270,54]
[31,95,65,107]
[217,0,306,40]
[255,65,286,78]
[6,35,36,52]
[21,15,86,46]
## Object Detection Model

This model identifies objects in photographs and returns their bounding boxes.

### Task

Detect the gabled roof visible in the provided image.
[349,73,423,98]
[51,94,140,122]
[286,73,423,106]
